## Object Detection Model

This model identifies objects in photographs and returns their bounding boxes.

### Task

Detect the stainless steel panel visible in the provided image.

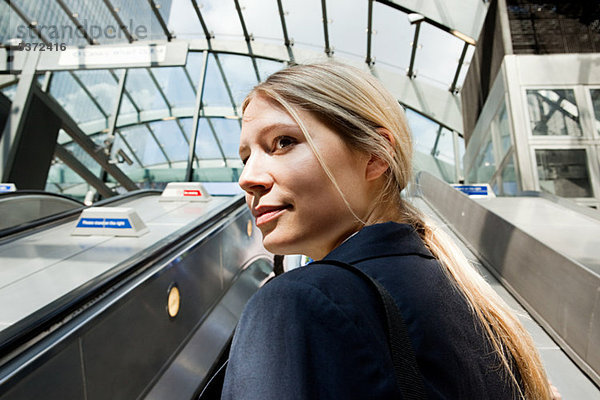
[0,340,84,400]
[412,196,600,400]
[144,258,272,400]
[417,171,600,386]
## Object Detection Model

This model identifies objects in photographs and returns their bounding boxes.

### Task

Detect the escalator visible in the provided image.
[415,171,600,398]
[0,190,272,399]
[3,172,598,399]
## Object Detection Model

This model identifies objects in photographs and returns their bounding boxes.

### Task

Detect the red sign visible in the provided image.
[183,190,202,196]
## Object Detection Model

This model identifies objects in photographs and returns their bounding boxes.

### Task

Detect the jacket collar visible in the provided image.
[322,222,435,264]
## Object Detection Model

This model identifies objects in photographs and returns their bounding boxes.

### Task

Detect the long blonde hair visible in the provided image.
[242,62,551,399]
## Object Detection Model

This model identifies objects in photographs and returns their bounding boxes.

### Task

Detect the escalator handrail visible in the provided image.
[0,195,246,366]
[0,190,84,205]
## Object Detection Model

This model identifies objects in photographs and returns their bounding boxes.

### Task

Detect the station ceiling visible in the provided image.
[0,0,488,194]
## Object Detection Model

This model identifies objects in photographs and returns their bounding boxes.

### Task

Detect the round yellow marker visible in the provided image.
[247,219,253,237]
[167,284,181,318]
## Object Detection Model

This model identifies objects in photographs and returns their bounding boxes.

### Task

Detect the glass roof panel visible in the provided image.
[57,129,71,145]
[202,53,235,109]
[200,1,244,40]
[328,0,368,62]
[63,133,105,176]
[0,1,41,45]
[185,51,205,89]
[119,124,167,166]
[256,58,285,82]
[239,0,283,45]
[124,68,168,112]
[405,108,438,154]
[195,118,224,160]
[178,117,193,141]
[166,0,203,39]
[10,0,88,46]
[0,84,17,101]
[48,71,106,125]
[210,117,241,159]
[46,159,86,190]
[108,0,168,41]
[61,0,129,44]
[371,3,412,73]
[283,0,324,53]
[116,94,140,126]
[72,69,120,116]
[457,135,465,172]
[153,0,172,27]
[148,119,189,162]
[0,2,13,43]
[218,54,259,106]
[36,74,48,87]
[433,127,455,165]
[112,69,139,124]
[414,23,465,89]
[150,67,196,109]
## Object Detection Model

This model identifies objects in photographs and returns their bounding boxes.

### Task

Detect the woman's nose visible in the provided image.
[238,155,272,196]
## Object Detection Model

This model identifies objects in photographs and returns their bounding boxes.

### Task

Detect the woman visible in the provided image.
[223,62,553,399]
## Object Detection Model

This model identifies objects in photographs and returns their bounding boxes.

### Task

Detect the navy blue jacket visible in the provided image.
[222,222,519,399]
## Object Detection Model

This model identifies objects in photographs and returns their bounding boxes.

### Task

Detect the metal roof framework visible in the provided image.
[0,0,487,195]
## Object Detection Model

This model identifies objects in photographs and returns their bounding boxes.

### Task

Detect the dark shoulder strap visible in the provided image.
[316,259,428,400]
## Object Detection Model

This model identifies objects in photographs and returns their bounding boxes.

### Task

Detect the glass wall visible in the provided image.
[526,89,583,136]
[499,154,518,196]
[406,109,462,183]
[591,89,600,136]
[535,149,593,198]
[468,137,496,183]
[465,100,511,188]
[497,104,512,157]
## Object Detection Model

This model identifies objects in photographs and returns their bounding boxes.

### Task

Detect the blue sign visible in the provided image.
[77,217,132,229]
[0,184,15,193]
[453,185,488,196]
[105,218,132,228]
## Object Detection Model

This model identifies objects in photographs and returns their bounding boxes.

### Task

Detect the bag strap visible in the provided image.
[316,259,427,400]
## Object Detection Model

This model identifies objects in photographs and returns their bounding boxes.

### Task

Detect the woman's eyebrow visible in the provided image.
[258,122,300,135]
[239,122,300,154]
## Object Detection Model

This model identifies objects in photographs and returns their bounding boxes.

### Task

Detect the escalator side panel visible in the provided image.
[0,207,270,400]
[417,171,600,387]
[144,258,272,400]
[0,340,84,400]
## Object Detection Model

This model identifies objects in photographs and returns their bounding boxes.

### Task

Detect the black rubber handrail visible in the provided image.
[0,190,84,204]
[0,195,246,365]
[0,190,161,241]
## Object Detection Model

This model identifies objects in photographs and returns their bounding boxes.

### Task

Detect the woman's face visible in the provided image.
[238,95,377,260]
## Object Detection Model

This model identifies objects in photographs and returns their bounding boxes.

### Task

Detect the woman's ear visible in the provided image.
[365,128,395,182]
[365,155,389,181]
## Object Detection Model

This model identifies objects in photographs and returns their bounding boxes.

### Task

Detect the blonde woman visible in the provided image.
[223,62,554,399]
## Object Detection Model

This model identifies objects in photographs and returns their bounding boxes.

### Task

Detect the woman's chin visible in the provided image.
[262,233,302,256]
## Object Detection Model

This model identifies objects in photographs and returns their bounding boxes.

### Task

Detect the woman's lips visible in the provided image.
[254,205,291,226]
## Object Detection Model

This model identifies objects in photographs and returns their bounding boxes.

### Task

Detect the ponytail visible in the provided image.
[402,201,552,400]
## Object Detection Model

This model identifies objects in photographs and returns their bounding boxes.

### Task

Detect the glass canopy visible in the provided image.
[0,0,483,200]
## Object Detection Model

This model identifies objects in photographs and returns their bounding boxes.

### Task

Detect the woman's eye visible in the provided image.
[274,136,295,150]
